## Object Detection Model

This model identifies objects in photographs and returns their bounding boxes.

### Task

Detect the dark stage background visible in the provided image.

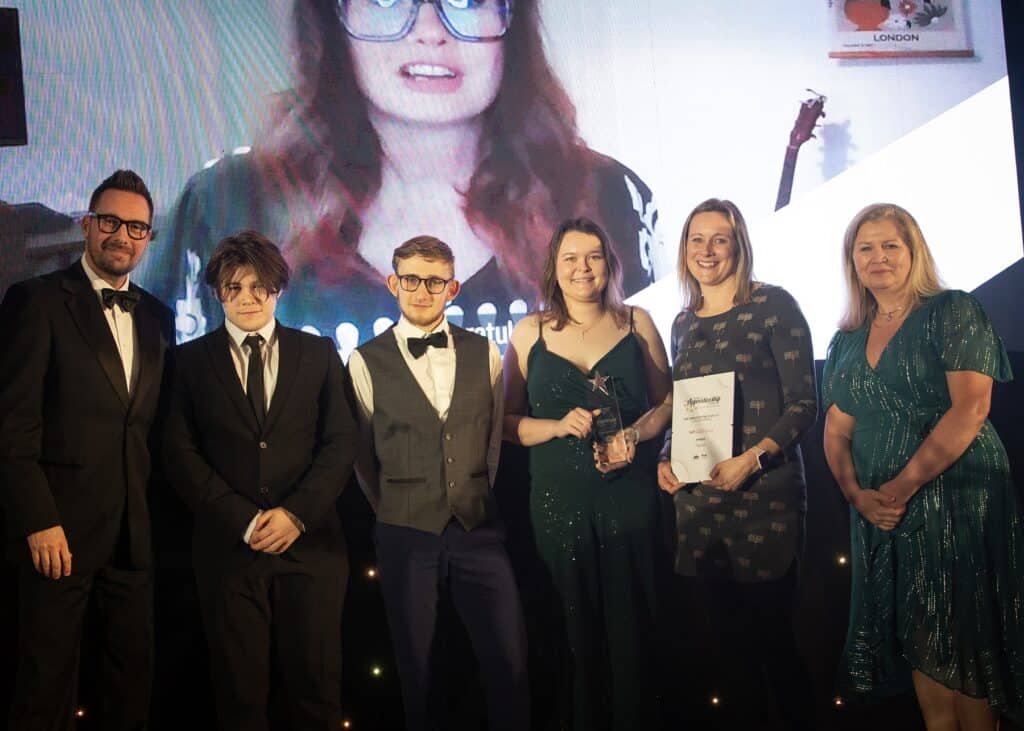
[2,0,1024,728]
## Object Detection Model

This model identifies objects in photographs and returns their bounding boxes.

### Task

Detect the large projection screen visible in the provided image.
[1,0,1020,359]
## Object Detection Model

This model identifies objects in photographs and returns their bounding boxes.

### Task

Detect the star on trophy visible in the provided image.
[588,370,627,464]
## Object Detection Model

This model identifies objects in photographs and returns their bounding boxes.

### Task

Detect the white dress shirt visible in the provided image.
[224,318,279,408]
[81,254,135,394]
[348,316,504,509]
[223,318,280,544]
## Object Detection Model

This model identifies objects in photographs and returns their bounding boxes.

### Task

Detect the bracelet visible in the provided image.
[627,426,641,445]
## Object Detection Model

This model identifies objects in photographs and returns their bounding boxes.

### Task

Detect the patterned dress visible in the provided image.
[822,290,1024,721]
[665,284,817,582]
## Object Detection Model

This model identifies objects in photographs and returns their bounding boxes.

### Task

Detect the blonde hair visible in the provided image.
[676,198,755,310]
[838,203,945,331]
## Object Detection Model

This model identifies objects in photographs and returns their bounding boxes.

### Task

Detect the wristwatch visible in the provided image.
[750,446,767,471]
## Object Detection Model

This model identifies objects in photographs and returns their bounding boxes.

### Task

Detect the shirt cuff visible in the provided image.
[281,508,306,533]
[242,510,263,544]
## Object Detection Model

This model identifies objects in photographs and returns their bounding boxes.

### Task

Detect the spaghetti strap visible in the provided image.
[629,306,635,333]
[537,316,544,342]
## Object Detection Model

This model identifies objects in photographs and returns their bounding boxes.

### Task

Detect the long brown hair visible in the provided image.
[677,198,755,310]
[259,0,597,298]
[539,217,628,330]
[838,203,945,331]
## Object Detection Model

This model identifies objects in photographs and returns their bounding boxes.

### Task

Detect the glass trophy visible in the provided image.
[588,370,627,464]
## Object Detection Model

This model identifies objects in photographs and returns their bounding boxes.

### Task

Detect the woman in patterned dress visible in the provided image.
[657,198,816,729]
[822,203,1024,729]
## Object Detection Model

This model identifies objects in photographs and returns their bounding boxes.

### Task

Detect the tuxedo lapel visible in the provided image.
[205,326,258,431]
[264,323,299,435]
[62,263,130,408]
[129,292,161,412]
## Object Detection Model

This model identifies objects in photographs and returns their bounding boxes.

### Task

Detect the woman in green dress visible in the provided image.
[503,218,672,730]
[822,203,1024,728]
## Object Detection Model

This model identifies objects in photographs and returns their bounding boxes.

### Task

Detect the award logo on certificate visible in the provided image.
[671,371,735,483]
[588,370,627,463]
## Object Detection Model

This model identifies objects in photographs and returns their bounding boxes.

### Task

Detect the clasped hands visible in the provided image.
[248,507,302,554]
[657,449,762,495]
[851,478,914,532]
[554,407,635,474]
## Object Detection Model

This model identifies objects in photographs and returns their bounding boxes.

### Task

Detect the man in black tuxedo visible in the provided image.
[163,230,357,730]
[0,170,175,730]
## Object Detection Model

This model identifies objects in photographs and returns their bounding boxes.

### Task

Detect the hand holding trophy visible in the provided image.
[589,370,636,473]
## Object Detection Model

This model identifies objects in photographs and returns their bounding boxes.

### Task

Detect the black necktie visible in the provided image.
[244,334,266,428]
[408,331,447,359]
[101,288,141,313]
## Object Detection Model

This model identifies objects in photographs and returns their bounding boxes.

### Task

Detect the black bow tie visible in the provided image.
[101,288,141,313]
[408,331,447,359]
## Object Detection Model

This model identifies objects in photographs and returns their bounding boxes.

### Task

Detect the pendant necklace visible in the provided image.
[874,304,906,326]
[575,312,604,340]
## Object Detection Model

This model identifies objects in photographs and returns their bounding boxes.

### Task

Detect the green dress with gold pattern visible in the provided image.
[822,289,1024,721]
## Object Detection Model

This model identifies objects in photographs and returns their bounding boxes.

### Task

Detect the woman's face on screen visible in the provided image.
[348,4,505,127]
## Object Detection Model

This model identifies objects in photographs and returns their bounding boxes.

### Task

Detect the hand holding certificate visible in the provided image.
[670,371,735,484]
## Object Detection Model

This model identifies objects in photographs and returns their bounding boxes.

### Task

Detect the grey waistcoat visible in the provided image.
[357,325,495,534]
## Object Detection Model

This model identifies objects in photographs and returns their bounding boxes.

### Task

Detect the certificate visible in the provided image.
[671,371,735,484]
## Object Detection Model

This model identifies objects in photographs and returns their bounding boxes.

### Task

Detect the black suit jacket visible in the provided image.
[0,261,174,572]
[163,323,357,572]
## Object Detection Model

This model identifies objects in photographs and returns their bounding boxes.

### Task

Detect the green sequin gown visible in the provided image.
[526,323,660,731]
[822,290,1024,721]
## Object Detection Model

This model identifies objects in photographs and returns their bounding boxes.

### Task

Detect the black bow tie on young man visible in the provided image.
[407,331,448,359]
[101,288,141,313]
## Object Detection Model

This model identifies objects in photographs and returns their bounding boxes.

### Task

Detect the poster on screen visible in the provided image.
[828,0,972,59]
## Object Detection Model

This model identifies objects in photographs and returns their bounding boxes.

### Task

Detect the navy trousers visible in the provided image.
[375,520,529,731]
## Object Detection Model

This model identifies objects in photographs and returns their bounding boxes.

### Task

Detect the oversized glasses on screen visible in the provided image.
[339,0,513,43]
[397,274,453,293]
[87,213,152,240]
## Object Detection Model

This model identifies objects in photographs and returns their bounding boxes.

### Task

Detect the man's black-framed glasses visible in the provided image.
[339,0,513,43]
[397,274,453,294]
[87,213,152,240]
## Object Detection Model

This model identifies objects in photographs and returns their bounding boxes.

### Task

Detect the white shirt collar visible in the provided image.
[81,253,130,292]
[225,317,277,349]
[394,315,450,343]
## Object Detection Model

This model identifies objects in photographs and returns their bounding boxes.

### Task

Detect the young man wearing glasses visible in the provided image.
[162,230,358,729]
[0,170,174,730]
[348,235,529,731]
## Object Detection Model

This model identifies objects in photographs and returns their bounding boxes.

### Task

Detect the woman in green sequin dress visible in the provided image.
[822,203,1024,728]
[503,218,672,730]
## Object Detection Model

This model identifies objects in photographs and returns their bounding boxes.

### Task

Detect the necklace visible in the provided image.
[873,304,907,325]
[573,312,604,340]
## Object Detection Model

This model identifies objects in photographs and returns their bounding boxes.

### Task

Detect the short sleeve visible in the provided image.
[930,290,1013,382]
[820,330,847,414]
